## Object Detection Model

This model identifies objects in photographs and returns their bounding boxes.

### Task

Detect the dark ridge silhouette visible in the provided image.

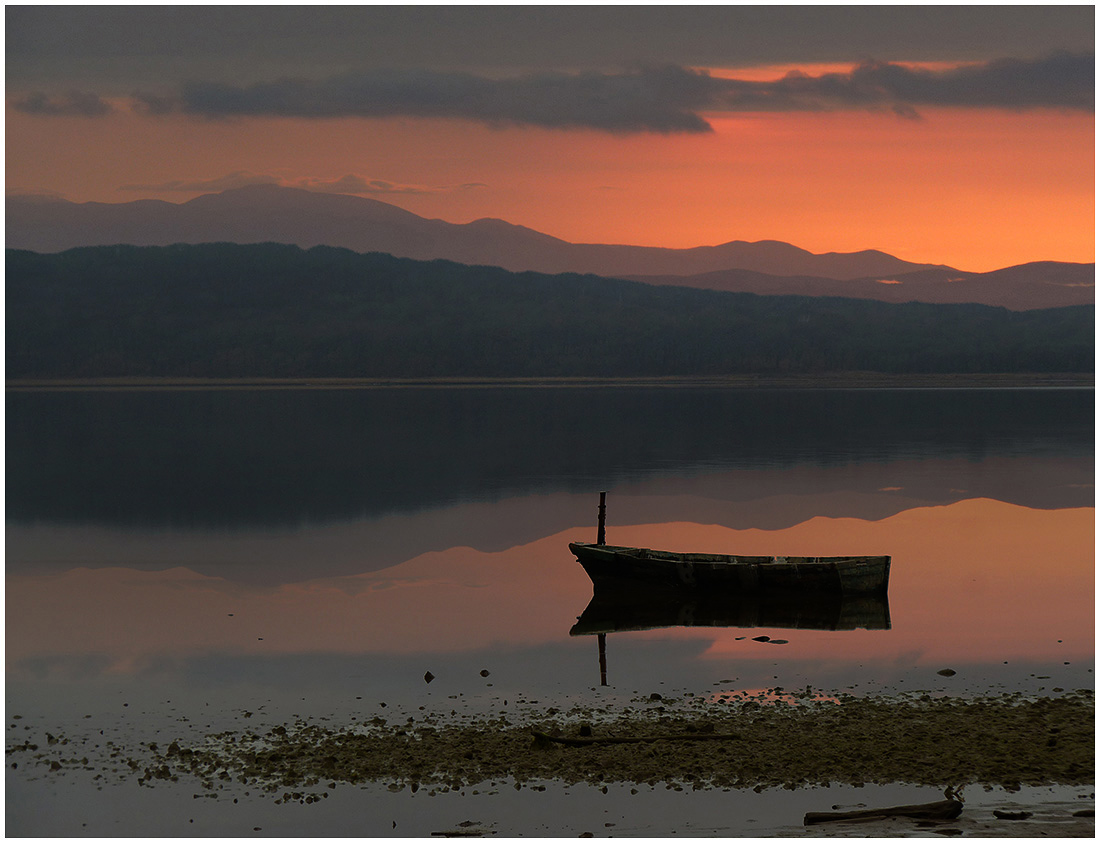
[626,261,1095,311]
[7,243,1093,380]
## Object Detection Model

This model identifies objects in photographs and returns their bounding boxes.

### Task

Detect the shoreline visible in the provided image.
[8,688,1092,836]
[12,689,1092,794]
[5,372,1094,391]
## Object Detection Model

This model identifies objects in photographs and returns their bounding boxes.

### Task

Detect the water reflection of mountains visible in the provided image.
[8,387,1093,527]
[570,590,891,636]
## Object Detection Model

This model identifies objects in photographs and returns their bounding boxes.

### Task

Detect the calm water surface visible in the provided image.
[6,387,1094,836]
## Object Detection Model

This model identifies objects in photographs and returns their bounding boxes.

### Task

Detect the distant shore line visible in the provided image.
[5,372,1094,392]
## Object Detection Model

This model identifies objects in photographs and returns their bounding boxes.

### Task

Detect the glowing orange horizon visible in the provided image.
[5,96,1094,272]
[702,59,985,82]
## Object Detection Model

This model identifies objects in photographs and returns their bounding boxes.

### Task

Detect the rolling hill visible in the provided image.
[7,243,1092,380]
[626,261,1095,311]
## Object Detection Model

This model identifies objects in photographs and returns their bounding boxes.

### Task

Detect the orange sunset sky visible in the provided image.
[5,6,1095,272]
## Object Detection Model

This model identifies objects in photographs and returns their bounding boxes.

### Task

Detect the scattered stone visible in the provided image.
[1072,809,1094,817]
[769,639,789,645]
[752,636,771,642]
[13,689,1093,803]
[993,810,1033,820]
[424,672,436,684]
[937,669,957,677]
[480,670,490,677]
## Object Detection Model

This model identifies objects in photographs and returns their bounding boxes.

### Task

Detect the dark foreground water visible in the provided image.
[6,386,1094,836]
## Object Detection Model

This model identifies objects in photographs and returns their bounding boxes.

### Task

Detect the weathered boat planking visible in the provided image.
[569,542,890,596]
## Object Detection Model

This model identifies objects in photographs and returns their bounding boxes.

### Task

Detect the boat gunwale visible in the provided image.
[568,542,889,567]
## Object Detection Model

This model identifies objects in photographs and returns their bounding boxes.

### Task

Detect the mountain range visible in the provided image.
[6,184,1093,310]
[8,242,1091,381]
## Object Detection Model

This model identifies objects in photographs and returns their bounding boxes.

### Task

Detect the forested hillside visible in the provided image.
[7,243,1093,379]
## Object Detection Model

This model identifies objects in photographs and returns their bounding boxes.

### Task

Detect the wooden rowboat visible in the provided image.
[569,542,890,596]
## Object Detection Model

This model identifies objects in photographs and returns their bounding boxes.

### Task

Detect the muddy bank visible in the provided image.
[10,689,1092,800]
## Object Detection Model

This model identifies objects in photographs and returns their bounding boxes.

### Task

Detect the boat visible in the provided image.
[568,542,890,596]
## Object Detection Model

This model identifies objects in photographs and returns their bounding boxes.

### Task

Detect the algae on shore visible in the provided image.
[10,690,1092,801]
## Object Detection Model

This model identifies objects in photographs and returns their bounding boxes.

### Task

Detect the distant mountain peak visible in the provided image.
[6,185,964,284]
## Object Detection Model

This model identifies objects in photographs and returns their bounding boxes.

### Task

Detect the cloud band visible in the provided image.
[14,53,1093,132]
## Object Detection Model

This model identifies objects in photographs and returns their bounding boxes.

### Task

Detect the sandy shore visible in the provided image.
[9,688,1092,836]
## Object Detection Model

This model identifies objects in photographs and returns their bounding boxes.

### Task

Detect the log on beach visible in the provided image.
[804,798,963,825]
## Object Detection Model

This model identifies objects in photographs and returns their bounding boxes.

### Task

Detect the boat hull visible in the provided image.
[569,543,890,597]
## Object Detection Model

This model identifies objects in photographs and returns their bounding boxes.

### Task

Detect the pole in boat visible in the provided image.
[597,491,607,545]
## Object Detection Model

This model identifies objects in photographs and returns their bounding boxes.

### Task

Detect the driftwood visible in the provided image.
[804,798,963,825]
[531,729,740,747]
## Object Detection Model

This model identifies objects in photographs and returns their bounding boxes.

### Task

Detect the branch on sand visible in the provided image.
[805,788,965,825]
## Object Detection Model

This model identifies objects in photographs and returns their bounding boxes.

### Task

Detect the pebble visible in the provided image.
[993,810,1033,820]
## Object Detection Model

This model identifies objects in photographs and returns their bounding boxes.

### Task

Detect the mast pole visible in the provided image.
[596,491,606,545]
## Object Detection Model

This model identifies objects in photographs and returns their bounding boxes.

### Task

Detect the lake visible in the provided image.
[6,386,1094,836]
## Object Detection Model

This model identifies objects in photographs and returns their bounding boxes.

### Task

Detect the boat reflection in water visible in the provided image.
[571,588,891,636]
[569,587,891,685]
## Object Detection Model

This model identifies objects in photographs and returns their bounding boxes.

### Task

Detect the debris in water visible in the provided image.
[805,794,963,825]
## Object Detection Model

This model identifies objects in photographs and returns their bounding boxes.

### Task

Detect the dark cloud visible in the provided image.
[719,51,1094,113]
[19,53,1093,133]
[7,7,1094,90]
[10,90,113,117]
[163,66,717,134]
[122,53,1093,133]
